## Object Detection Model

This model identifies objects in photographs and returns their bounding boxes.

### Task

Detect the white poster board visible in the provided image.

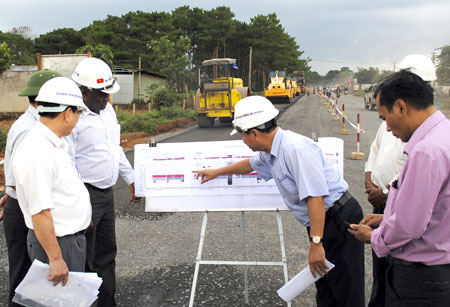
[134,138,343,212]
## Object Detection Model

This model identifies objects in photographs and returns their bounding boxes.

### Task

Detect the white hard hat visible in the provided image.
[36,77,87,113]
[398,54,437,81]
[72,57,120,94]
[230,96,279,135]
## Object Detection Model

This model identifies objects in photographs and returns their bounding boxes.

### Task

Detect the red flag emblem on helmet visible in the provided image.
[97,78,104,84]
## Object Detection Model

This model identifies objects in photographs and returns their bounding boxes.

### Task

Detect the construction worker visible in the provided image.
[0,69,61,306]
[350,70,450,306]
[13,77,91,286]
[67,57,141,306]
[364,54,437,307]
[193,96,365,307]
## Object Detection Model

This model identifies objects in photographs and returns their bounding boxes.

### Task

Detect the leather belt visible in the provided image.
[326,191,352,217]
[85,183,112,193]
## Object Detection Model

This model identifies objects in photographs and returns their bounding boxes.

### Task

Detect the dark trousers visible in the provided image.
[386,257,450,306]
[85,185,117,307]
[27,229,86,272]
[311,197,365,307]
[369,207,388,307]
[3,197,31,307]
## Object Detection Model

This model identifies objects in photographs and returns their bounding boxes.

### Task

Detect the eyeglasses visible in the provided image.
[69,106,85,114]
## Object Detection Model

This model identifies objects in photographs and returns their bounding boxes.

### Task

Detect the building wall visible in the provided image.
[0,70,34,112]
[113,74,134,104]
[41,54,88,78]
[133,73,166,102]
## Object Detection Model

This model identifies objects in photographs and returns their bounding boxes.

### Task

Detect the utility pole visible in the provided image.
[138,57,142,103]
[248,47,253,93]
[393,63,396,72]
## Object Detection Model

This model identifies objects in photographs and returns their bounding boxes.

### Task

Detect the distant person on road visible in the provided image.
[349,70,450,306]
[13,77,91,286]
[193,96,365,307]
[67,57,141,306]
[364,54,437,307]
[0,69,61,306]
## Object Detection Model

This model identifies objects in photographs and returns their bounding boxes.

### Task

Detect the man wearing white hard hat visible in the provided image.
[194,96,365,307]
[67,57,140,306]
[364,54,436,307]
[12,77,91,287]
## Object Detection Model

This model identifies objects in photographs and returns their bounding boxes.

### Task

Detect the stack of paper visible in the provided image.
[13,259,102,307]
[277,259,335,302]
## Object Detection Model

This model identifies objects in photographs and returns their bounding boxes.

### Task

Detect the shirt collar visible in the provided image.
[35,121,68,151]
[27,105,40,121]
[270,127,283,158]
[404,111,446,155]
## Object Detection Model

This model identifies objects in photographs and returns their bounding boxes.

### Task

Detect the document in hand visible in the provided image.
[277,259,335,302]
[13,259,103,307]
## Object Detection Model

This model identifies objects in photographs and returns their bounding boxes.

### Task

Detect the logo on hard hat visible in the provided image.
[97,78,104,84]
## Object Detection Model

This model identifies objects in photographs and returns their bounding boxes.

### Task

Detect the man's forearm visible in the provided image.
[307,196,326,238]
[32,210,63,261]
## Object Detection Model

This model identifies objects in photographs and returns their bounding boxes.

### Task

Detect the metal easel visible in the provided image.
[188,209,291,307]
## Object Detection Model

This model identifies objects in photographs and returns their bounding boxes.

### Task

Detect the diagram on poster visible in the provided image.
[134,138,343,212]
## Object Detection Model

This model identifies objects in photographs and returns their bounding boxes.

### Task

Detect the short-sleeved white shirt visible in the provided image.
[13,121,91,237]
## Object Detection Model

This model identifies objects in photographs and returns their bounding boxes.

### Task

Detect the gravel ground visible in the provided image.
[0,93,382,307]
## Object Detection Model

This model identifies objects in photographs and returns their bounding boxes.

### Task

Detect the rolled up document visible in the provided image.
[277,259,335,302]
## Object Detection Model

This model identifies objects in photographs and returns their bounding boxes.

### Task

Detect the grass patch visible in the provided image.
[0,127,7,152]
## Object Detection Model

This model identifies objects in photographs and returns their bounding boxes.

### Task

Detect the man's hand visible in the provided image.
[365,187,387,208]
[48,257,69,286]
[192,169,220,184]
[0,193,8,221]
[129,183,142,203]
[360,213,384,228]
[308,244,328,278]
[348,224,373,243]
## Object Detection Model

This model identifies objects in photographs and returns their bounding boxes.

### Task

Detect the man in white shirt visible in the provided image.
[0,69,61,306]
[13,77,91,287]
[363,54,436,307]
[67,57,140,306]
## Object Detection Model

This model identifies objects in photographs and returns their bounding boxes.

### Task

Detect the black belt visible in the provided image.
[73,229,87,236]
[326,191,352,217]
[85,183,112,193]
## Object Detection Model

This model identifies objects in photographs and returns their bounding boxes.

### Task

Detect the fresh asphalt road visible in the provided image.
[0,93,382,306]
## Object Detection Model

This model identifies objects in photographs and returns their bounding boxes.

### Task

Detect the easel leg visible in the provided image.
[189,211,208,307]
[276,210,292,307]
[241,211,249,304]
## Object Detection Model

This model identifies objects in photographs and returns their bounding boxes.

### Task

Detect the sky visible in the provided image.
[1,0,449,75]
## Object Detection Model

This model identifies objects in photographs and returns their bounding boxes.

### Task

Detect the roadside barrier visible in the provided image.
[351,113,365,160]
[340,104,349,135]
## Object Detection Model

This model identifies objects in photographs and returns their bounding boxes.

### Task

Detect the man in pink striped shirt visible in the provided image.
[349,70,450,306]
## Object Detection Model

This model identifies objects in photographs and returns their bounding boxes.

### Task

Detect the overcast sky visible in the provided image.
[1,0,449,75]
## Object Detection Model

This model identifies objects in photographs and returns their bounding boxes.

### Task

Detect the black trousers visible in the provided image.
[3,196,32,307]
[27,229,86,272]
[310,196,365,307]
[85,184,117,307]
[386,258,450,306]
[369,207,388,307]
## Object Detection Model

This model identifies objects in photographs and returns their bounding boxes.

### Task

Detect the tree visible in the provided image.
[149,35,192,91]
[0,31,35,65]
[307,71,323,85]
[76,44,114,69]
[0,42,12,74]
[9,26,33,39]
[377,70,394,82]
[35,28,85,54]
[436,45,450,84]
[354,67,378,84]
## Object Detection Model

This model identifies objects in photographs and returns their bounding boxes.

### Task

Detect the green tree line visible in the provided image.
[0,6,310,92]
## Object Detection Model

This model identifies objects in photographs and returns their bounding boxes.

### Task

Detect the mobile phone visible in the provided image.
[343,221,352,229]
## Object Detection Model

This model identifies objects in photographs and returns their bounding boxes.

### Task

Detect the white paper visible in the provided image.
[277,259,335,302]
[133,139,344,212]
[13,259,102,307]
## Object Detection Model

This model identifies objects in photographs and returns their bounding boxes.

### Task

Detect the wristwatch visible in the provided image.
[310,236,322,244]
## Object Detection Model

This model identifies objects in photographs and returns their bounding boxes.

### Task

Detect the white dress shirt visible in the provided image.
[13,122,91,237]
[65,103,134,189]
[365,121,407,192]
[4,105,39,199]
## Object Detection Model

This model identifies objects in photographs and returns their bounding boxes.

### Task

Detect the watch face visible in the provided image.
[312,236,321,244]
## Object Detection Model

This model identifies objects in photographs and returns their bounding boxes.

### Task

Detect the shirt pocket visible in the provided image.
[278,175,299,204]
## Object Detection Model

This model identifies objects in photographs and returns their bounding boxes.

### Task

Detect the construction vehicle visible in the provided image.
[195,58,249,128]
[291,76,301,96]
[294,71,307,94]
[264,69,293,103]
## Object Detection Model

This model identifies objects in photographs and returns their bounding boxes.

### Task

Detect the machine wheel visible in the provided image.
[197,117,215,128]
[219,117,233,123]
